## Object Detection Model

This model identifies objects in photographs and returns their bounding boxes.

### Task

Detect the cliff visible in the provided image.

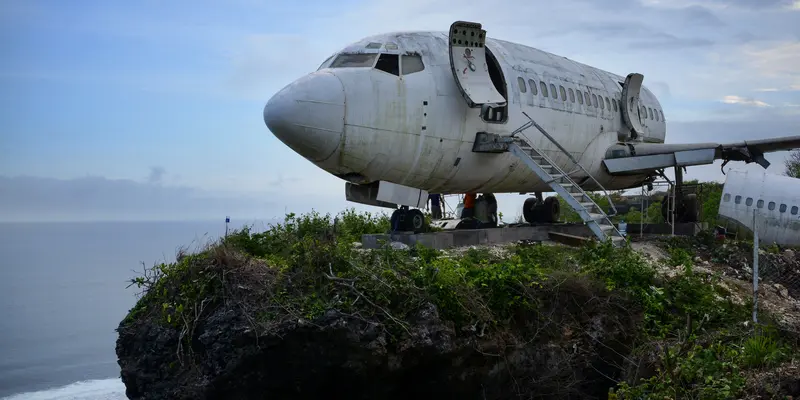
[116,211,800,399]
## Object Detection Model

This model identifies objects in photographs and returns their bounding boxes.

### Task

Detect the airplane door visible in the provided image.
[621,73,645,138]
[448,21,507,108]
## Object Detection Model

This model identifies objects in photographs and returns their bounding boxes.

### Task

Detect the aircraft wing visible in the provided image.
[603,135,800,175]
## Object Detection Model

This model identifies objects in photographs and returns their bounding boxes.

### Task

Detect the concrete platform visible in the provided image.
[362,223,592,250]
[361,222,708,250]
[622,222,708,236]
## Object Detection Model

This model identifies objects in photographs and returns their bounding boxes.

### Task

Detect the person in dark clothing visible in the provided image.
[428,193,443,219]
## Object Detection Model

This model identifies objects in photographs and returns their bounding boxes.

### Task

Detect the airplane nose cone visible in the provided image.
[263,72,345,163]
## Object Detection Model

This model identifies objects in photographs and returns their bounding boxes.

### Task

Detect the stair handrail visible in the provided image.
[511,111,619,217]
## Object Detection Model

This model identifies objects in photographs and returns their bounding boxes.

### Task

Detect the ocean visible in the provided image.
[0,220,275,399]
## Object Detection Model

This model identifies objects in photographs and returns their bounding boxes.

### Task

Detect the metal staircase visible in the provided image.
[473,112,627,246]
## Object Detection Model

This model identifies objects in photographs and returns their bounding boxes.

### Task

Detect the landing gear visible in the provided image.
[390,207,427,233]
[660,166,700,223]
[661,192,699,223]
[523,195,561,224]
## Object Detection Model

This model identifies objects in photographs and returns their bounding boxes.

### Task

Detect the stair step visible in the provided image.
[598,224,615,232]
[580,202,595,209]
[588,213,605,221]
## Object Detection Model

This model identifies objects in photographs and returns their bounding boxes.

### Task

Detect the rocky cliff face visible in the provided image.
[116,254,639,400]
[115,213,800,400]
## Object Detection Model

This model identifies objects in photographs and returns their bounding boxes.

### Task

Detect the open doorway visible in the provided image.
[483,47,508,123]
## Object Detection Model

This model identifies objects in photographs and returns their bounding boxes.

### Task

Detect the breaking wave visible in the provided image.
[2,379,126,400]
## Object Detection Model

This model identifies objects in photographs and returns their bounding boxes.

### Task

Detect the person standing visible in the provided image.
[428,193,443,219]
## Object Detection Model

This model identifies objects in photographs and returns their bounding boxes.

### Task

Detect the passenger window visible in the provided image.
[655,110,659,121]
[605,97,611,110]
[529,79,538,95]
[584,91,590,105]
[592,94,598,107]
[331,53,378,68]
[568,88,575,103]
[723,193,731,202]
[577,89,584,104]
[780,204,787,213]
[768,201,776,211]
[599,96,605,109]
[757,199,764,208]
[559,85,567,101]
[648,108,654,119]
[735,195,742,204]
[401,54,425,75]
[746,198,753,206]
[660,110,664,121]
[613,98,618,112]
[540,81,548,97]
[374,54,399,75]
[792,206,798,215]
[550,84,557,99]
[641,105,647,118]
[518,77,527,93]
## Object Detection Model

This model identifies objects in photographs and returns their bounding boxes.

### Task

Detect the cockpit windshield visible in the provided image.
[322,51,426,76]
[329,53,377,68]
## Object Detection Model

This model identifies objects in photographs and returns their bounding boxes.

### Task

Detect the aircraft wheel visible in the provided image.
[390,208,405,232]
[541,196,561,223]
[681,194,699,223]
[484,193,498,227]
[408,209,426,233]
[662,193,699,223]
[523,197,540,224]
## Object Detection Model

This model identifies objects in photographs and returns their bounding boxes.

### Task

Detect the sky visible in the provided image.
[0,0,798,222]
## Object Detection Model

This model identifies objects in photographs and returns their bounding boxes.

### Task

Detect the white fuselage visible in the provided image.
[718,169,800,246]
[264,31,667,195]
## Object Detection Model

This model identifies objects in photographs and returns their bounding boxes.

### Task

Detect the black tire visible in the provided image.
[661,192,699,223]
[484,193,498,227]
[390,209,404,232]
[542,196,561,223]
[408,209,426,233]
[523,197,540,224]
[682,193,699,223]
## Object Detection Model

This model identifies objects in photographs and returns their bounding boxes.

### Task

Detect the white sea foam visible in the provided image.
[2,379,126,400]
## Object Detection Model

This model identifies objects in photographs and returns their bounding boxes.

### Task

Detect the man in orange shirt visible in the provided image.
[462,192,476,219]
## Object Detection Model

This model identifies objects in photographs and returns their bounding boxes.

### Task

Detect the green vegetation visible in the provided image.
[786,149,800,178]
[560,180,725,227]
[123,209,796,399]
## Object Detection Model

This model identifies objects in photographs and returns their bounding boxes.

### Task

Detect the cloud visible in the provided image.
[0,175,274,222]
[147,166,166,184]
[721,95,771,107]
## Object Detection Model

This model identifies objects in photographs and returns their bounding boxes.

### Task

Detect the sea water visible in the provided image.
[0,220,273,399]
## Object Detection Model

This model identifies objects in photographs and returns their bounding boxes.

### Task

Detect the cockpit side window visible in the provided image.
[317,54,335,70]
[401,54,425,75]
[330,53,377,68]
[375,54,399,75]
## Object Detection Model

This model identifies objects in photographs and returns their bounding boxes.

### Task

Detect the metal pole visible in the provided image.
[641,186,646,239]
[752,209,759,324]
[671,182,676,236]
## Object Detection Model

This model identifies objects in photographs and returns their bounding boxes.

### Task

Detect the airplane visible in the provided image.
[262,20,800,244]
[718,169,800,247]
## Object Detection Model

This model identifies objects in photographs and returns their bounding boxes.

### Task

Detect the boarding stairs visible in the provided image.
[473,112,626,247]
